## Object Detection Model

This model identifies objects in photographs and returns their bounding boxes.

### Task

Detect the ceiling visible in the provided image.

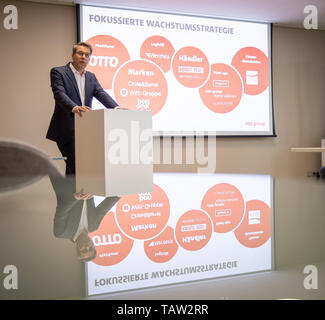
[21,0,325,30]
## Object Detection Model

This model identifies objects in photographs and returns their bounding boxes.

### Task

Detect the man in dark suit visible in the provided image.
[46,42,118,175]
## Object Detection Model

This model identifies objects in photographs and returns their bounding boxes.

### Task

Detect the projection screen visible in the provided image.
[79,5,274,136]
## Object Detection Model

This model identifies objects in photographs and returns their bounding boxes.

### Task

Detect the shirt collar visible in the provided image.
[70,62,86,76]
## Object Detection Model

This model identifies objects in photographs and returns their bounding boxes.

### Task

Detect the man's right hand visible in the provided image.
[72,106,91,117]
[74,189,93,200]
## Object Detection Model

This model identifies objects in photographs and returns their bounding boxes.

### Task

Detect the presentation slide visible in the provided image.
[86,173,274,296]
[79,5,274,136]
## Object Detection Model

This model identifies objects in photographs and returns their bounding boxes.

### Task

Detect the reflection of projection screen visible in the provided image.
[86,173,274,296]
[79,5,274,137]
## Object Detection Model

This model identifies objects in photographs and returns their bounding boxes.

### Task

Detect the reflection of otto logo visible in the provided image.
[181,224,207,232]
[215,209,232,217]
[89,55,119,67]
[138,192,152,202]
[122,204,130,212]
[92,234,122,246]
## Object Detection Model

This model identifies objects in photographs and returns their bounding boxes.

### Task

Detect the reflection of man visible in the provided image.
[46,42,119,175]
[49,175,120,262]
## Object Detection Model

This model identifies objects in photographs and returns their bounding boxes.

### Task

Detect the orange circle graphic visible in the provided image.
[89,211,134,266]
[86,35,130,90]
[172,46,210,88]
[115,184,170,240]
[231,47,269,95]
[140,35,175,73]
[113,59,168,115]
[144,226,178,263]
[234,200,271,248]
[175,209,212,251]
[201,183,245,233]
[199,63,243,113]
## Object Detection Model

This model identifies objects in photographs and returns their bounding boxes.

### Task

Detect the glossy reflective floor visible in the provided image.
[0,172,325,300]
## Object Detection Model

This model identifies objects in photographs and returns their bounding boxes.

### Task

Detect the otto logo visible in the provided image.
[92,234,122,246]
[89,55,119,68]
[138,192,152,202]
[3,4,18,30]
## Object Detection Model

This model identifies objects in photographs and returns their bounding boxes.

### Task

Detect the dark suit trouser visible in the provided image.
[56,139,75,176]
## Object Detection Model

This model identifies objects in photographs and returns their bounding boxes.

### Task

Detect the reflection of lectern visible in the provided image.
[75,109,153,196]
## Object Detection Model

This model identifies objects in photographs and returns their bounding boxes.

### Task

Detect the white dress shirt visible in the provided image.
[73,200,88,242]
[70,62,86,106]
[70,62,120,110]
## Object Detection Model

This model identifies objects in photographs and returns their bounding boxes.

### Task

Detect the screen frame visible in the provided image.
[76,4,276,138]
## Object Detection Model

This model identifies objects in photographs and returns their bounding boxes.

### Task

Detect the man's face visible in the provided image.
[72,45,91,71]
[76,232,96,261]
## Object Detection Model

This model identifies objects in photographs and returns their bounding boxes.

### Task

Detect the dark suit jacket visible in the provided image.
[46,62,118,144]
[49,175,120,240]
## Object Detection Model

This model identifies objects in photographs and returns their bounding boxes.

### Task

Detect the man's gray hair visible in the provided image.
[73,42,93,55]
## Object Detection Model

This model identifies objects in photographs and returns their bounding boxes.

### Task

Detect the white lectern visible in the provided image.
[75,109,153,196]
